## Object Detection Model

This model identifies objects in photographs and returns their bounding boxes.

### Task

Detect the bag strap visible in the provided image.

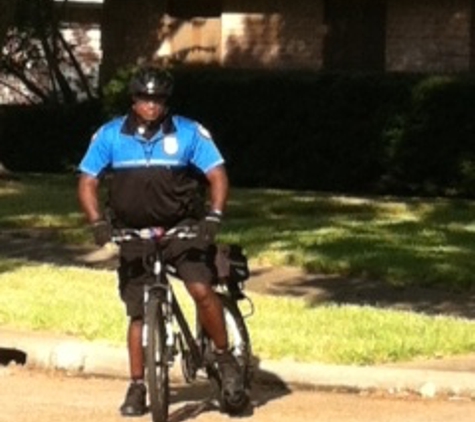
[214,244,231,279]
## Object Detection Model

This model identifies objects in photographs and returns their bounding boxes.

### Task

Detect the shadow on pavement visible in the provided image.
[167,357,291,421]
[0,347,27,365]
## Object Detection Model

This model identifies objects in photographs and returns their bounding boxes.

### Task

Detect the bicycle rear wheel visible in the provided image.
[220,294,253,390]
[202,294,253,414]
[145,295,169,422]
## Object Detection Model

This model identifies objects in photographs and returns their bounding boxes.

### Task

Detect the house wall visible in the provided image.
[57,0,475,73]
[4,0,475,104]
[155,16,221,64]
[219,0,474,73]
[386,0,472,72]
[221,0,325,69]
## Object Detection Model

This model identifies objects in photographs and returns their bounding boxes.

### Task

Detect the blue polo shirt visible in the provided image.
[78,114,225,228]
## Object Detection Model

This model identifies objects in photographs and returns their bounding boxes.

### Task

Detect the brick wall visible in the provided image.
[386,0,472,72]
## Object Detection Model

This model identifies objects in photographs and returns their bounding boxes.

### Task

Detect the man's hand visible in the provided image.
[199,210,222,243]
[91,219,111,247]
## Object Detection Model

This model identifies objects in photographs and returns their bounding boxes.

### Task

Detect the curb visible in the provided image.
[258,360,475,398]
[2,329,475,399]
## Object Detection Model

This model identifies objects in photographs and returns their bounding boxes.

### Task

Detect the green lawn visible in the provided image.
[1,261,474,365]
[3,173,475,290]
[1,173,475,365]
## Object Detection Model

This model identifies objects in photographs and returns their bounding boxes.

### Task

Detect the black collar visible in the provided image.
[121,112,175,139]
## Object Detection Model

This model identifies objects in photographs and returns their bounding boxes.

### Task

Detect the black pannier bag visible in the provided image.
[214,244,250,299]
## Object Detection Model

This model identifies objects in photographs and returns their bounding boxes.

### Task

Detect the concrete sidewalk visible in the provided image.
[1,328,474,399]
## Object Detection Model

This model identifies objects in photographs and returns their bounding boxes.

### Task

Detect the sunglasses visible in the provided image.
[134,94,168,104]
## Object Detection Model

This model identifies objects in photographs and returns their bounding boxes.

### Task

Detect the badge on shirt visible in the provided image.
[163,134,179,155]
[90,130,99,143]
[197,123,212,140]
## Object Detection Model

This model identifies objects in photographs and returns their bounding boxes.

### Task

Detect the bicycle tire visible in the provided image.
[201,294,253,414]
[220,294,253,389]
[145,295,169,422]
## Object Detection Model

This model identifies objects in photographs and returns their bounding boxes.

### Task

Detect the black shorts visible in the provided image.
[117,237,215,318]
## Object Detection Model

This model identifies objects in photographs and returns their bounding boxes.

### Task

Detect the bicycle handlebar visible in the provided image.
[111,225,199,243]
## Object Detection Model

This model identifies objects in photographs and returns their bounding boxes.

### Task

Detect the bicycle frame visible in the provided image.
[112,225,253,418]
[144,244,208,379]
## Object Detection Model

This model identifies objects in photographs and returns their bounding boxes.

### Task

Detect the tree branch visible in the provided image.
[0,76,38,103]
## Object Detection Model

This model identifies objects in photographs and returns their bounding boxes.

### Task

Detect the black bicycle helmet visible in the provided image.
[129,66,174,97]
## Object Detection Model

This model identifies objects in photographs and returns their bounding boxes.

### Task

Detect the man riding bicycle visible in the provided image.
[77,66,246,416]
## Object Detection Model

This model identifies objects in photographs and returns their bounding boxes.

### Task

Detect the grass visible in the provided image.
[1,259,474,365]
[1,173,475,365]
[224,190,475,291]
[3,173,475,290]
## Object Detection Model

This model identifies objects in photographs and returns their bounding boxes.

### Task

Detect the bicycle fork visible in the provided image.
[142,254,173,356]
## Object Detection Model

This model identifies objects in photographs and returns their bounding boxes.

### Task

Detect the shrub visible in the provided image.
[4,68,475,198]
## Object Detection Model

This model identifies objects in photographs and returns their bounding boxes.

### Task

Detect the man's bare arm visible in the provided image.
[206,165,229,214]
[78,174,102,223]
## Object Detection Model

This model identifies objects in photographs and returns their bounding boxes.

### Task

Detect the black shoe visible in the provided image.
[215,351,248,414]
[119,382,146,417]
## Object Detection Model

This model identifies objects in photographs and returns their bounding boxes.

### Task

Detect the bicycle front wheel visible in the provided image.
[145,295,169,422]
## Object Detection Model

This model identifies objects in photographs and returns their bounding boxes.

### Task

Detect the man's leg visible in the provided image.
[118,243,148,417]
[173,239,229,350]
[127,317,144,380]
[185,282,228,349]
[173,239,247,409]
[119,317,146,417]
[185,282,246,405]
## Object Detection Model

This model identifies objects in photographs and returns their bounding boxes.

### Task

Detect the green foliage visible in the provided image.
[386,75,475,196]
[5,69,475,197]
[0,100,102,172]
[168,69,415,193]
[101,64,137,118]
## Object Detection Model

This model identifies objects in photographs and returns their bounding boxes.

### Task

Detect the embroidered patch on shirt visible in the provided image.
[90,130,99,143]
[197,124,212,139]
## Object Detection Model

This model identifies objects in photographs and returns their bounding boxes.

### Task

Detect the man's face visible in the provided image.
[132,94,167,123]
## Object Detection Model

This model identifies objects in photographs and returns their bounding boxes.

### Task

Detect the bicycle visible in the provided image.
[112,225,254,422]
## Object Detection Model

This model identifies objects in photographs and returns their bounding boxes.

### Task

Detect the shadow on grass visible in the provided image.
[0,232,475,318]
[226,190,475,293]
[1,182,475,319]
[0,229,117,274]
[248,267,475,320]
